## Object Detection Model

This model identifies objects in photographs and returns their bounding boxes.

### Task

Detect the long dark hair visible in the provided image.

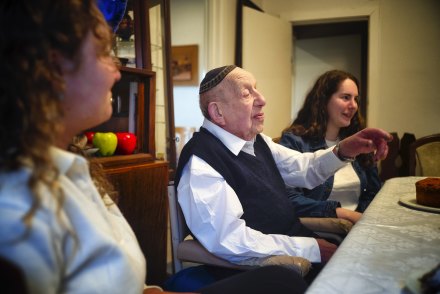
[0,0,116,224]
[283,70,373,166]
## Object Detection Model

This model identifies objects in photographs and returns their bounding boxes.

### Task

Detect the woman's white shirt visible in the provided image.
[325,139,361,210]
[0,147,146,294]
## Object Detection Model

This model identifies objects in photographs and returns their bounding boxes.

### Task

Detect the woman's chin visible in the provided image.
[340,119,352,127]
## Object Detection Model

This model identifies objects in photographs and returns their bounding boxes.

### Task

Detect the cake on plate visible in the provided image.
[415,177,440,208]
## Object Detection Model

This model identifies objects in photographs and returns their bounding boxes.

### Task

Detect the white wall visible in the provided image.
[293,35,362,120]
[171,0,206,128]
[171,0,440,139]
[377,0,440,138]
[262,0,440,139]
[171,0,237,129]
[206,0,236,68]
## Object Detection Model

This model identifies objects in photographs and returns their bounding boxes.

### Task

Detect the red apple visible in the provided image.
[115,132,137,155]
[84,131,95,146]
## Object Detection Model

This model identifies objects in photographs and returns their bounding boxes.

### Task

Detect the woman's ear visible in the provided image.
[208,102,225,125]
[50,50,74,74]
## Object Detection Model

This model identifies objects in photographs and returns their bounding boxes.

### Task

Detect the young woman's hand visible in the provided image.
[336,207,362,224]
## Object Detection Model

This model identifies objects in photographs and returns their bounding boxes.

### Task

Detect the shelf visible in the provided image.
[87,67,156,158]
[92,153,155,168]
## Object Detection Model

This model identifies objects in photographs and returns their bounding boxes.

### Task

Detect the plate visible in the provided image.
[399,194,440,214]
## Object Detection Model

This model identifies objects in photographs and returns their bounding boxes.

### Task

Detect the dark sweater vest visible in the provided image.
[176,127,314,237]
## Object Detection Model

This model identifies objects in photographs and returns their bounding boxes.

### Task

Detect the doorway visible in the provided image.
[292,21,368,122]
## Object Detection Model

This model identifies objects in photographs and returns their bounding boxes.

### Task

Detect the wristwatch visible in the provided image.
[334,142,356,162]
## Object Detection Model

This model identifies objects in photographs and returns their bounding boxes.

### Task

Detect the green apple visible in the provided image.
[93,132,118,156]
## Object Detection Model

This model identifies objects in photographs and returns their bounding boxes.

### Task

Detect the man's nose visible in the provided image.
[255,90,266,106]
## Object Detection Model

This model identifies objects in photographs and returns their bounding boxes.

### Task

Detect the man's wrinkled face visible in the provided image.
[215,68,266,141]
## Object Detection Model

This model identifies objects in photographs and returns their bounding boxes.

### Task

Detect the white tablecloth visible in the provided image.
[307,177,440,294]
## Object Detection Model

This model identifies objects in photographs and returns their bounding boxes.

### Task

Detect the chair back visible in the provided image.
[167,182,318,277]
[399,132,416,176]
[168,181,254,273]
[379,132,400,181]
[168,181,190,273]
[408,133,440,176]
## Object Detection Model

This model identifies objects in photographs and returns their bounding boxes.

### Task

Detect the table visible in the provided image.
[307,177,440,294]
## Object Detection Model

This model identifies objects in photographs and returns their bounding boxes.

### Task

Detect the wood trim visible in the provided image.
[145,71,156,156]
[235,0,243,66]
[121,67,156,157]
[103,160,169,285]
[92,153,154,168]
[133,0,152,69]
[161,0,177,176]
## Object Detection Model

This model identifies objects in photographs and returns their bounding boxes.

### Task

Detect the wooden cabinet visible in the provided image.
[95,67,156,156]
[88,0,175,285]
[95,155,169,285]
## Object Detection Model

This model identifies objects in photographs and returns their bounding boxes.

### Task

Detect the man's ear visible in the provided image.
[208,102,225,125]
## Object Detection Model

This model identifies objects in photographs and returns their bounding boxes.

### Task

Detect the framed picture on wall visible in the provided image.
[171,45,199,86]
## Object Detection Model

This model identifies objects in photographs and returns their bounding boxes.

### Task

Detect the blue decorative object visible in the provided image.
[97,0,128,32]
[163,266,216,292]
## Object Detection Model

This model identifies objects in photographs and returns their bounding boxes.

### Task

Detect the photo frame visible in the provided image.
[171,45,199,86]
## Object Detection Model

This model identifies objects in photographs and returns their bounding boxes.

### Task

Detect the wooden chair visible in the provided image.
[399,132,416,176]
[408,133,440,176]
[167,182,352,277]
[167,182,314,276]
[379,132,400,182]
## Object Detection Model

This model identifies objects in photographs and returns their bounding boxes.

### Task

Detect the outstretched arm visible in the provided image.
[177,156,322,263]
[336,128,392,161]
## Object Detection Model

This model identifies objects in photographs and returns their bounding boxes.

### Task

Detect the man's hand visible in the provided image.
[316,239,338,263]
[336,207,362,224]
[336,128,393,161]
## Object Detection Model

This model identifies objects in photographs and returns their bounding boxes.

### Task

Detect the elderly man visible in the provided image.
[175,65,391,267]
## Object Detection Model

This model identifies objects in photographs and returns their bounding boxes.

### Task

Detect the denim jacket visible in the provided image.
[279,132,382,217]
